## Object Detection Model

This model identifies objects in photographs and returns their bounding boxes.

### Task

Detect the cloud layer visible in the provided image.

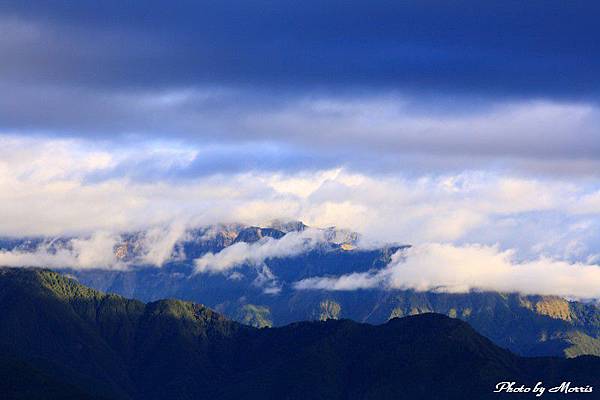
[1,2,600,177]
[0,232,124,270]
[0,224,186,270]
[3,136,600,265]
[194,228,326,273]
[3,87,600,176]
[295,244,600,299]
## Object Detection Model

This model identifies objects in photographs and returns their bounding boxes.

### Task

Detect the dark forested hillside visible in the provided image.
[0,268,598,400]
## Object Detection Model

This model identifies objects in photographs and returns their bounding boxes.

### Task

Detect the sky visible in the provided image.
[2,1,600,296]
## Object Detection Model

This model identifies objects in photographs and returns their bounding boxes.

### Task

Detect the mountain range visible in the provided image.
[2,222,600,359]
[1,268,598,400]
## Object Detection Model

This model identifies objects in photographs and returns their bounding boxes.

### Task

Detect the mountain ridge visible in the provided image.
[1,267,599,399]
[2,223,600,358]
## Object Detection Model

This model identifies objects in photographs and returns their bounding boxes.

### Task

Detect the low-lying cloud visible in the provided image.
[194,228,327,274]
[136,223,187,266]
[294,243,600,299]
[0,224,186,270]
[0,232,124,270]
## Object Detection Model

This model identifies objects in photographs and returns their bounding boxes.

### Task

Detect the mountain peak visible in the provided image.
[268,220,307,233]
[232,226,286,244]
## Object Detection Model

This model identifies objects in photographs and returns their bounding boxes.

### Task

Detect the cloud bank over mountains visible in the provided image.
[3,136,600,263]
[5,222,600,299]
[0,224,186,270]
[0,232,123,270]
[295,244,600,299]
[194,228,327,274]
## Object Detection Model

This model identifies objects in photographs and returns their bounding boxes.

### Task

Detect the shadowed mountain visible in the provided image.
[3,222,600,358]
[0,268,598,399]
[65,225,600,358]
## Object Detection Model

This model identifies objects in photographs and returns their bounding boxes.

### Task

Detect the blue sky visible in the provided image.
[2,1,600,295]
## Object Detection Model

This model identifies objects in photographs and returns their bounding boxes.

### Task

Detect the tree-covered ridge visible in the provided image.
[284,290,600,358]
[0,267,599,399]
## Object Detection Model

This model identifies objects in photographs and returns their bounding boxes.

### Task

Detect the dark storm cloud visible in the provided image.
[1,0,599,98]
[2,0,600,177]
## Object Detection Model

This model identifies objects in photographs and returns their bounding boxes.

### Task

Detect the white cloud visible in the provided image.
[294,271,381,291]
[0,232,124,270]
[0,225,188,270]
[295,243,600,299]
[194,228,327,274]
[2,135,600,268]
[1,134,600,300]
[137,222,187,266]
